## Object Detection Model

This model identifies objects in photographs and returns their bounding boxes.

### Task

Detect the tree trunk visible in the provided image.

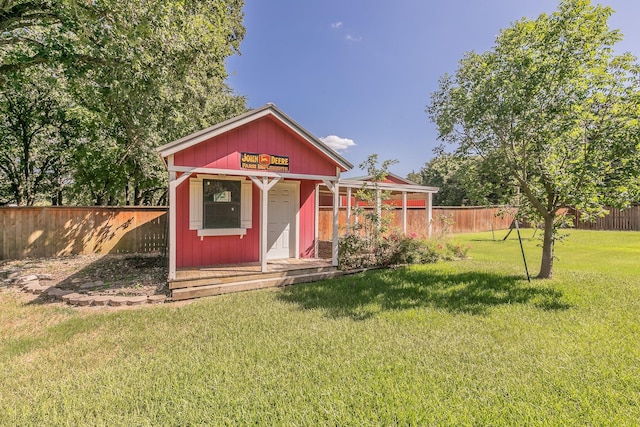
[51,190,63,205]
[134,185,143,206]
[538,215,555,279]
[14,183,25,206]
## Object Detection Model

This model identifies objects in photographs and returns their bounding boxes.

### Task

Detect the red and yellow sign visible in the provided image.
[241,152,289,172]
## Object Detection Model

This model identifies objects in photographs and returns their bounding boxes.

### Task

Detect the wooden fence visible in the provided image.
[2,205,638,261]
[318,206,516,241]
[0,207,167,260]
[571,206,640,231]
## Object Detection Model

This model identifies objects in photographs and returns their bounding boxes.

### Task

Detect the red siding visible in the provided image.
[174,116,338,176]
[359,175,413,185]
[175,178,320,268]
[337,196,427,207]
[384,176,413,185]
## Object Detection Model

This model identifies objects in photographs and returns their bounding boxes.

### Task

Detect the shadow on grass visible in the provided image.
[0,315,100,358]
[279,267,570,320]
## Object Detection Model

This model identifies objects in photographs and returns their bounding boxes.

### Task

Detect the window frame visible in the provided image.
[189,175,252,238]
[203,178,241,229]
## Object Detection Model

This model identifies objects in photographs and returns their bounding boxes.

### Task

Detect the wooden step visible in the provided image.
[171,269,346,301]
[169,276,223,289]
[169,265,337,290]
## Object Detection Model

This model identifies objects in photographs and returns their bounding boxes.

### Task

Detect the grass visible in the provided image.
[1,230,639,425]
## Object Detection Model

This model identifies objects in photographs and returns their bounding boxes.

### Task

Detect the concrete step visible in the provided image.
[171,269,346,301]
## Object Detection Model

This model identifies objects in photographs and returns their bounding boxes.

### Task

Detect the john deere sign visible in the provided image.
[240,152,290,172]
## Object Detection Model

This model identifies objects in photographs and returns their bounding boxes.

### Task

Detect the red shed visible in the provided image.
[157,104,352,284]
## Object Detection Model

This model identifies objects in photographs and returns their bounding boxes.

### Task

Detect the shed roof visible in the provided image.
[157,103,353,171]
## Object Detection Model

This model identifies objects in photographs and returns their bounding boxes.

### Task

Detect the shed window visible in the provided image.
[203,179,241,228]
[189,176,252,236]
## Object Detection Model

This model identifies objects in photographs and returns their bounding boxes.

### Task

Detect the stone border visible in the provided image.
[9,273,168,307]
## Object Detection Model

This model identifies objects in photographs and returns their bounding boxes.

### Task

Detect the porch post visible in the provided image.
[169,173,177,281]
[402,191,407,236]
[260,176,269,272]
[168,170,192,281]
[314,183,320,258]
[427,192,433,238]
[249,176,280,272]
[332,177,340,267]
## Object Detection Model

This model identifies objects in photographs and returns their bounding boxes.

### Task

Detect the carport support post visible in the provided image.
[322,174,340,267]
[376,189,382,231]
[346,186,352,234]
[402,191,407,235]
[427,192,433,238]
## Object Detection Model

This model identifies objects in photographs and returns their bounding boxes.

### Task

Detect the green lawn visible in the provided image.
[1,230,639,425]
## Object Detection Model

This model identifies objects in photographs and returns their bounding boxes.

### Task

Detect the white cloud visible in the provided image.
[320,135,356,152]
[345,34,362,42]
[331,22,343,29]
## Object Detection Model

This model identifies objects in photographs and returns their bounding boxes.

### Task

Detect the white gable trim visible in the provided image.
[158,108,272,158]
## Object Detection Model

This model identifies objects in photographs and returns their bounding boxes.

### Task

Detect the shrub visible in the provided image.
[337,232,466,270]
[338,234,377,270]
[446,241,472,259]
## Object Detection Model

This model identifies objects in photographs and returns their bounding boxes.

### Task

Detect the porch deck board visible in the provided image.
[171,268,347,301]
[169,258,339,293]
[174,258,333,281]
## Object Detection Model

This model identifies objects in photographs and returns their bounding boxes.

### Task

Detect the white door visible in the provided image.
[267,183,296,259]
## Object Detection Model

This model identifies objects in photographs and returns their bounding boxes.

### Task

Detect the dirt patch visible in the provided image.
[0,253,168,297]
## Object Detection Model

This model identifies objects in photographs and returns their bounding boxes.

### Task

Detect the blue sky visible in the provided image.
[227,1,640,178]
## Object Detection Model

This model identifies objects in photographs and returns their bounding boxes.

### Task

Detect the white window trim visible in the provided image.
[197,228,246,237]
[190,175,252,238]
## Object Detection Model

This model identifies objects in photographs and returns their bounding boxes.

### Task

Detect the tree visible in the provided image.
[0,1,244,77]
[2,1,247,205]
[339,154,398,269]
[409,152,515,206]
[0,0,105,77]
[428,0,640,278]
[65,0,247,205]
[355,153,398,233]
[0,66,80,205]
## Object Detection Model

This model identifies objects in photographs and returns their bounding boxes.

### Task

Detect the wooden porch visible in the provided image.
[169,258,345,301]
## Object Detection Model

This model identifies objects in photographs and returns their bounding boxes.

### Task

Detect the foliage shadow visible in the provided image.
[279,267,570,320]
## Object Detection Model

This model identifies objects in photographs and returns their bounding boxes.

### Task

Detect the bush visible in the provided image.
[338,234,377,270]
[445,241,472,259]
[338,232,469,270]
